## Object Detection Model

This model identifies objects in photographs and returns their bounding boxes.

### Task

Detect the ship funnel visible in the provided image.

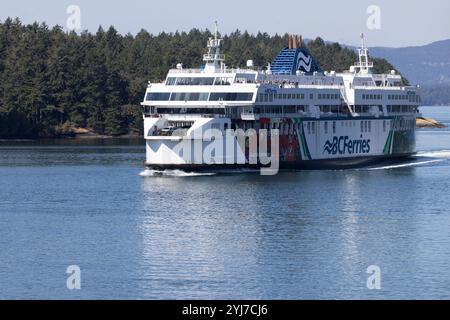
[298,35,303,48]
[293,35,298,49]
[288,34,293,49]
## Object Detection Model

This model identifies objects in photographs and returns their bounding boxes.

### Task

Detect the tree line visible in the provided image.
[0,18,400,138]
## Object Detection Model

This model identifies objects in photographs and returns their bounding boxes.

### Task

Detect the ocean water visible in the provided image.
[1,107,450,300]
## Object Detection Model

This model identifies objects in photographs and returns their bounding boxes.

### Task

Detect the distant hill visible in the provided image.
[369,39,450,86]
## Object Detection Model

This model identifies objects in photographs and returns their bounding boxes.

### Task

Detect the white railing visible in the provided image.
[203,54,225,61]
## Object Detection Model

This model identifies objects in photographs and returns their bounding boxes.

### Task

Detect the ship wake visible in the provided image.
[416,150,450,159]
[367,150,450,170]
[139,168,260,177]
[139,169,216,177]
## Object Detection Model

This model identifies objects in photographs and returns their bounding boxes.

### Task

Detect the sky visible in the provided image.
[1,0,450,47]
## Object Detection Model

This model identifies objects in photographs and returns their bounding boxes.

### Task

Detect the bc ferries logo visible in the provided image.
[323,136,371,155]
[296,52,312,73]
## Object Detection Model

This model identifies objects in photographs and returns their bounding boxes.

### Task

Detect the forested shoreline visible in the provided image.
[1,18,400,139]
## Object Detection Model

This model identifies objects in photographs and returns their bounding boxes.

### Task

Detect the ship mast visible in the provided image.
[356,33,373,75]
[203,21,225,73]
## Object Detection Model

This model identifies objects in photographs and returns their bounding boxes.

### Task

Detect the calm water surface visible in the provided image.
[1,107,450,299]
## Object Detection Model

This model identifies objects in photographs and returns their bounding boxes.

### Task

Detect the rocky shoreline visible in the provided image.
[416,117,447,129]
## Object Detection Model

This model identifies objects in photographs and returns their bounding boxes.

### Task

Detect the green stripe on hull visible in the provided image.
[299,121,312,160]
[383,130,393,155]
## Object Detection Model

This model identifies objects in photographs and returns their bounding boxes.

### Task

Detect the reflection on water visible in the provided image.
[137,160,449,299]
[0,108,450,299]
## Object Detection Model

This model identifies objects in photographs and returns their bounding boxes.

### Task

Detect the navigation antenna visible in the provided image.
[203,21,225,72]
[214,21,218,40]
[357,33,373,75]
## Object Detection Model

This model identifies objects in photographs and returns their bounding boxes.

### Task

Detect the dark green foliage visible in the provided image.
[0,19,402,138]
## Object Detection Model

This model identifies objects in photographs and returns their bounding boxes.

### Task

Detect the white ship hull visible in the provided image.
[144,116,416,170]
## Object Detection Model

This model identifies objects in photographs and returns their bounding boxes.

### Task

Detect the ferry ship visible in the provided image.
[141,26,420,172]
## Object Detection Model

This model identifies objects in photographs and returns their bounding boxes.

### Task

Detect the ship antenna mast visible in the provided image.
[357,33,373,75]
[203,21,225,72]
[214,20,218,40]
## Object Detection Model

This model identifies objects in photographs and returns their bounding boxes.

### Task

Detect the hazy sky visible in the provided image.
[1,0,449,47]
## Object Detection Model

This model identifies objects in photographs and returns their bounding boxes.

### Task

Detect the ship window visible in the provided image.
[312,122,316,134]
[173,77,215,86]
[368,121,371,132]
[307,122,311,134]
[284,106,296,113]
[209,93,253,101]
[170,92,209,101]
[324,122,328,134]
[310,93,314,99]
[214,77,232,85]
[146,92,171,101]
[166,77,177,85]
[258,94,264,102]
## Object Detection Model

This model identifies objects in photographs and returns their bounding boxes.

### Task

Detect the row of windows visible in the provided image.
[362,94,421,103]
[253,105,349,115]
[166,77,233,86]
[254,105,307,114]
[146,92,171,101]
[257,93,305,103]
[209,92,254,101]
[387,105,417,113]
[154,108,226,115]
[388,94,421,103]
[388,94,409,101]
[257,118,415,136]
[362,94,382,100]
[305,119,415,135]
[171,92,209,101]
[257,92,342,103]
[318,93,341,100]
[146,92,254,102]
[320,105,348,114]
